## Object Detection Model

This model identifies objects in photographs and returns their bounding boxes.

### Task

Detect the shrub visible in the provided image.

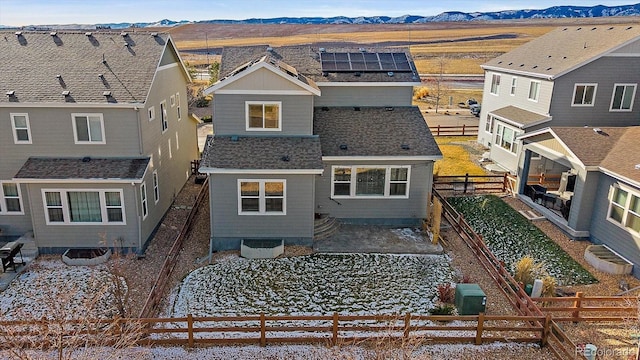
[201,115,212,123]
[514,256,546,286]
[541,275,557,298]
[437,283,455,304]
[431,304,456,315]
[413,87,430,100]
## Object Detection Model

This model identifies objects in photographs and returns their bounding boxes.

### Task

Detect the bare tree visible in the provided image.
[430,56,449,114]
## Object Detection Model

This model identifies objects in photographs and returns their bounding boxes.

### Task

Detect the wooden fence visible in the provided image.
[434,173,509,193]
[429,124,479,136]
[432,189,582,359]
[533,292,638,322]
[138,177,209,319]
[0,313,552,349]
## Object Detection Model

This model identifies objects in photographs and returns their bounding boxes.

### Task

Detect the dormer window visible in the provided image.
[246,101,281,131]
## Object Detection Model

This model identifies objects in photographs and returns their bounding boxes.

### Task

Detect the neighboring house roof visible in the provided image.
[199,135,323,173]
[0,31,187,104]
[313,107,442,159]
[490,106,552,129]
[14,157,149,181]
[482,25,640,79]
[600,127,640,185]
[219,45,420,84]
[204,54,320,95]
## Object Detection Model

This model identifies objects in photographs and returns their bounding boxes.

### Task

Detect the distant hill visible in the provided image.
[3,3,640,29]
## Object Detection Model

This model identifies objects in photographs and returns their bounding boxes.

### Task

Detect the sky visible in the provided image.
[0,0,637,26]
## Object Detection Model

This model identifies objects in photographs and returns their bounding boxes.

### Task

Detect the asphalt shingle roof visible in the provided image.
[199,135,323,170]
[550,127,628,167]
[0,31,172,104]
[219,45,420,83]
[598,127,640,183]
[491,106,551,128]
[483,25,640,79]
[313,106,442,158]
[14,157,150,180]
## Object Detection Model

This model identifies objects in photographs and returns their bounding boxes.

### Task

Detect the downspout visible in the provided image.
[133,183,142,255]
[208,174,214,264]
[135,107,143,155]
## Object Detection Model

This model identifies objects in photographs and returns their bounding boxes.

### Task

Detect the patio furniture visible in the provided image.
[527,184,547,203]
[0,241,23,272]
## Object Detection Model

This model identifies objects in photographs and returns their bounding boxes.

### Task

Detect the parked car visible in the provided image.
[470,103,481,117]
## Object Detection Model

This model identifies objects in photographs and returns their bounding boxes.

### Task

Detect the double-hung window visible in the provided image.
[610,84,636,111]
[238,180,286,215]
[0,182,23,214]
[484,115,493,133]
[141,183,148,219]
[152,170,159,204]
[495,123,518,154]
[246,101,281,131]
[608,185,640,233]
[510,77,517,95]
[572,84,596,106]
[176,93,182,121]
[490,74,501,95]
[160,101,168,132]
[528,80,540,101]
[11,113,32,144]
[42,189,124,225]
[331,166,410,198]
[72,113,105,144]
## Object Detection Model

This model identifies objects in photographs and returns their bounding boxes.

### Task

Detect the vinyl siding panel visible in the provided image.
[213,94,314,136]
[0,183,32,236]
[315,160,432,224]
[210,174,315,243]
[590,174,640,277]
[222,67,311,92]
[27,183,140,250]
[550,57,640,127]
[315,86,413,107]
[567,170,599,232]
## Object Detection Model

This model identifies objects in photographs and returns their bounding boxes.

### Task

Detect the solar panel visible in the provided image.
[320,52,413,73]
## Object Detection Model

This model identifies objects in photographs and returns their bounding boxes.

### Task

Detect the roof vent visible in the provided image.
[6,91,15,96]
[280,155,290,162]
[321,106,329,111]
[593,127,602,133]
[82,156,91,162]
[120,32,128,37]
[56,74,62,79]
[151,32,158,37]
[266,47,273,52]
[635,164,640,170]
[124,41,130,47]
[385,107,394,111]
[591,27,597,31]
[508,62,513,65]
[401,144,410,150]
[359,47,366,52]
[339,144,348,150]
[608,27,614,30]
[319,47,326,52]
[103,91,112,97]
[387,71,394,77]
[627,26,633,30]
[353,107,360,111]
[532,65,538,69]
[15,31,22,36]
[50,32,57,36]
[322,72,328,77]
[230,135,239,142]
[576,27,582,31]
[62,90,70,96]
[85,32,92,36]
[98,73,104,79]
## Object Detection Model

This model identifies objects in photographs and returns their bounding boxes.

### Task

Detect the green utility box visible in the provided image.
[455,284,487,315]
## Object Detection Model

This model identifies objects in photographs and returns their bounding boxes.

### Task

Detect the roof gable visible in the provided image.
[482,25,640,79]
[0,31,176,105]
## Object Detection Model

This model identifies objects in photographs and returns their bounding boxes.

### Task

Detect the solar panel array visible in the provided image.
[320,52,412,72]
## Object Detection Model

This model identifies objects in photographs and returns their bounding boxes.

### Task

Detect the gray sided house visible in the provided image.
[517,126,640,277]
[200,46,442,251]
[0,31,198,253]
[478,25,640,173]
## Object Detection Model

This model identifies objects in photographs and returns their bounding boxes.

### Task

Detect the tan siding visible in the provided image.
[223,67,310,92]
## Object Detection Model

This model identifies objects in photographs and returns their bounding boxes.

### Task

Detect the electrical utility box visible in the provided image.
[455,284,487,315]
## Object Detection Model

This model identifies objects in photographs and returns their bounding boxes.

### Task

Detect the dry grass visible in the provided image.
[434,137,486,177]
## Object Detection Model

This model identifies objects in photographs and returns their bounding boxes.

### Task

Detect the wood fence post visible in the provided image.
[332,312,339,345]
[502,173,508,192]
[260,313,266,347]
[187,314,194,347]
[475,312,484,345]
[541,314,551,347]
[404,313,411,339]
[464,173,469,193]
[572,292,583,322]
[462,124,466,135]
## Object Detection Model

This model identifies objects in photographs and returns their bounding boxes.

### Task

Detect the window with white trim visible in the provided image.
[331,166,410,198]
[176,93,181,121]
[608,185,640,233]
[153,170,159,204]
[141,183,148,219]
[572,84,597,106]
[0,182,23,214]
[160,100,168,132]
[238,180,286,215]
[528,80,540,101]
[484,114,493,133]
[148,106,155,121]
[168,138,172,159]
[11,113,32,144]
[510,77,517,95]
[490,74,500,95]
[495,123,518,154]
[246,101,281,131]
[175,132,179,150]
[42,189,124,225]
[72,113,105,144]
[610,84,636,111]
[170,94,176,107]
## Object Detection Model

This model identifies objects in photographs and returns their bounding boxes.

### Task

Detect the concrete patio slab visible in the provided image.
[313,224,443,254]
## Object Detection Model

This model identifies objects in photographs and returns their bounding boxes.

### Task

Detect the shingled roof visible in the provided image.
[14,157,149,181]
[483,25,640,79]
[490,106,552,129]
[199,135,323,172]
[219,45,420,83]
[0,31,183,104]
[313,107,442,158]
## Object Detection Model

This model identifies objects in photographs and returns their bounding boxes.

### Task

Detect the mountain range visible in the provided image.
[4,3,640,29]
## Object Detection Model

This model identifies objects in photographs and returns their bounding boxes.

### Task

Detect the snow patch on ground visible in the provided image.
[390,227,427,243]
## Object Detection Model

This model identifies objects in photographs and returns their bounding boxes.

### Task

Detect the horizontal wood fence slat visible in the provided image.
[429,125,479,136]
